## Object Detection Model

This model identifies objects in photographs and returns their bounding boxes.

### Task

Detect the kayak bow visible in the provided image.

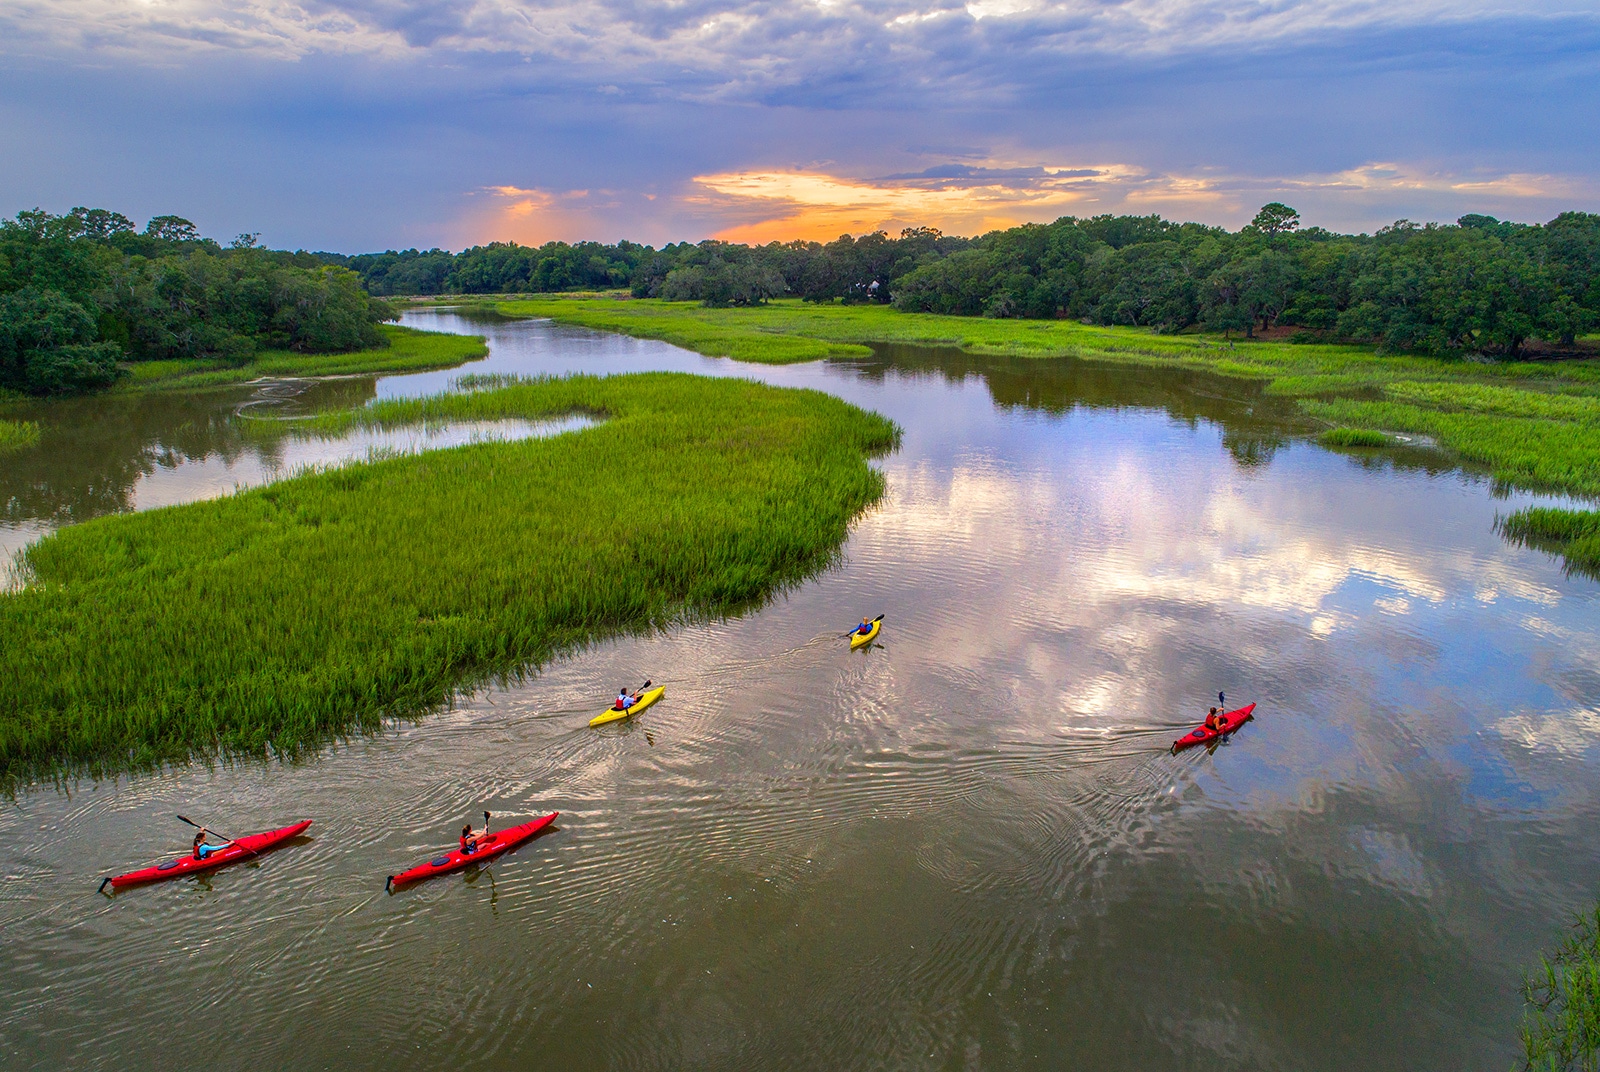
[590,685,665,727]
[1171,703,1256,754]
[100,820,312,891]
[386,812,558,891]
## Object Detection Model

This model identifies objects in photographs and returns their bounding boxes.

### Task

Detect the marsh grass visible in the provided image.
[453,372,525,391]
[495,299,1600,501]
[1305,400,1600,497]
[120,325,487,392]
[1319,428,1394,448]
[0,419,40,455]
[1501,507,1600,577]
[0,372,898,785]
[1522,903,1600,1071]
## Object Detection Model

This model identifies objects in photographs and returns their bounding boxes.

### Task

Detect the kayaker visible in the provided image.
[1204,707,1223,734]
[459,819,490,856]
[191,827,231,860]
[615,688,638,711]
[856,618,873,636]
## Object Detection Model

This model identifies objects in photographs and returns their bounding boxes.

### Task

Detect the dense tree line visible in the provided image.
[350,207,1600,360]
[346,229,967,305]
[343,241,651,297]
[0,208,392,396]
[891,205,1600,359]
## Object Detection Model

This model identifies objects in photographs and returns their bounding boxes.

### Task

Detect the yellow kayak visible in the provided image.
[590,686,665,727]
[850,620,881,649]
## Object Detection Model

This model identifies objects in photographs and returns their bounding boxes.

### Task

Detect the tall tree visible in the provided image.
[1249,203,1301,245]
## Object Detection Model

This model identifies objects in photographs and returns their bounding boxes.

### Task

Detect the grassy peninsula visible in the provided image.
[0,373,896,784]
[120,324,487,391]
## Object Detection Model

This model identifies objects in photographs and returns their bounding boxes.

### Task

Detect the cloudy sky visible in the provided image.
[1,0,1597,251]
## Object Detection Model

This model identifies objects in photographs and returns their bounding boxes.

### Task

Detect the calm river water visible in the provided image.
[2,309,1598,1070]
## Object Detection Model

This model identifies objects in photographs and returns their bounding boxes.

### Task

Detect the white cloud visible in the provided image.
[4,0,1591,75]
[1496,707,1600,756]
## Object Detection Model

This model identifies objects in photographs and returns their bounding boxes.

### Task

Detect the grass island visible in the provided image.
[0,372,898,784]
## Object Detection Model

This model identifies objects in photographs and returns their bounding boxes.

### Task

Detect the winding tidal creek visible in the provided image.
[3,308,1598,1070]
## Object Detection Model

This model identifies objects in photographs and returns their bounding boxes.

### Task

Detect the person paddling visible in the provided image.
[459,816,491,856]
[615,687,639,711]
[1203,707,1224,734]
[191,826,232,861]
[855,618,874,636]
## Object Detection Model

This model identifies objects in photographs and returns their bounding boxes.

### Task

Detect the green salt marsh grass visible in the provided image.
[1520,903,1600,1070]
[121,324,487,392]
[0,372,898,785]
[0,419,40,455]
[1303,400,1600,497]
[1319,428,1396,448]
[498,298,1600,500]
[1501,506,1600,577]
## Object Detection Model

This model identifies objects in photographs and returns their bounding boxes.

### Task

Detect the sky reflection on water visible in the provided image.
[0,311,1597,1070]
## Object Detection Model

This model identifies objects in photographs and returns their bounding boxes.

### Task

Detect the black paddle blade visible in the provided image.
[484,811,491,824]
[176,814,197,828]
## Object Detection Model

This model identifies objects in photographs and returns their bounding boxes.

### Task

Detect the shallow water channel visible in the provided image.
[3,309,1598,1070]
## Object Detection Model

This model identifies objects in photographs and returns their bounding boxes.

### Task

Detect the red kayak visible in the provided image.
[1171,703,1257,754]
[100,820,313,891]
[386,812,558,892]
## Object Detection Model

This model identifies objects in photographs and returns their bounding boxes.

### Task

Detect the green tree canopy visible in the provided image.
[0,207,394,395]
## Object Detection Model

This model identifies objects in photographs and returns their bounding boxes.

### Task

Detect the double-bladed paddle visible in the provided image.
[177,813,271,862]
[177,813,234,843]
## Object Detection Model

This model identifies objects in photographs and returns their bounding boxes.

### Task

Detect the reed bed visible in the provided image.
[1520,903,1600,1069]
[0,372,898,785]
[1501,506,1600,576]
[1304,400,1600,497]
[0,418,40,455]
[1319,428,1394,448]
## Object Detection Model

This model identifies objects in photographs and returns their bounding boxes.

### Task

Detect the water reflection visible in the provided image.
[0,378,379,560]
[853,343,1308,468]
[1,312,1598,1072]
